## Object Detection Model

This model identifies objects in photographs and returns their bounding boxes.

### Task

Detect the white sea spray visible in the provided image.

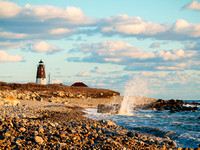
[118,75,149,115]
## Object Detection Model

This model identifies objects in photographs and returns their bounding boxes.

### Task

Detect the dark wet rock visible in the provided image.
[170,108,176,113]
[127,131,134,137]
[193,107,198,110]
[169,140,177,148]
[135,133,140,138]
[37,97,43,102]
[97,104,120,114]
[146,99,199,113]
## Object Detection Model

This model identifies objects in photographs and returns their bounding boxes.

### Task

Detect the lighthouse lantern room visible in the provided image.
[36,60,46,84]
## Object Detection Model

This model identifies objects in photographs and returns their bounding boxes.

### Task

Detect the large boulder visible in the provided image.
[97,104,120,114]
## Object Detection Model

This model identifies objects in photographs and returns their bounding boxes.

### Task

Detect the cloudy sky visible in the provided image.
[0,0,200,100]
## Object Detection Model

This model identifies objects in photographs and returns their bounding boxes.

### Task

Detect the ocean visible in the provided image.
[84,100,200,148]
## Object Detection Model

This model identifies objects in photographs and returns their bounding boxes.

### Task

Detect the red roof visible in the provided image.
[71,82,88,87]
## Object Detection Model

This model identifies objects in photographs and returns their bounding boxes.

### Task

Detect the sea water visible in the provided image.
[84,102,200,148]
[84,76,200,148]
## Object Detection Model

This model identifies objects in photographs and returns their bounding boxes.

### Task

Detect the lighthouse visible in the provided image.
[36,60,46,84]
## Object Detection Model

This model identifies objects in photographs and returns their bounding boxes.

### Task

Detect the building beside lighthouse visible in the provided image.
[36,60,46,84]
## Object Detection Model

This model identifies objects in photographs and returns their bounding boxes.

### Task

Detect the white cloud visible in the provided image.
[52,79,62,84]
[150,42,160,48]
[0,0,21,18]
[68,41,199,72]
[100,15,200,40]
[156,66,184,71]
[95,69,102,74]
[76,72,90,77]
[0,1,199,41]
[74,41,156,62]
[50,28,71,34]
[70,41,196,63]
[0,1,94,24]
[186,41,200,50]
[22,5,94,24]
[0,1,95,40]
[101,15,170,35]
[96,83,107,87]
[30,41,62,54]
[156,49,196,60]
[156,63,187,71]
[0,32,27,39]
[141,72,167,79]
[0,41,27,49]
[173,19,200,38]
[141,72,155,77]
[90,67,103,74]
[0,50,23,62]
[104,58,122,63]
[183,0,200,11]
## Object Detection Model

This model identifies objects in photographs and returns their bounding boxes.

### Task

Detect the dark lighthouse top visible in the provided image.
[36,60,46,78]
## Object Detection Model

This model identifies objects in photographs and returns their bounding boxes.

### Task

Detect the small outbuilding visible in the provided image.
[71,82,88,87]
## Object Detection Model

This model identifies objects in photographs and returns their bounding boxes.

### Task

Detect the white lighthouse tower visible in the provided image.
[36,60,46,84]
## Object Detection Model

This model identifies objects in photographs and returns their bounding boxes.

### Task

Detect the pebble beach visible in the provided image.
[1,100,182,150]
[2,98,198,149]
[0,83,199,150]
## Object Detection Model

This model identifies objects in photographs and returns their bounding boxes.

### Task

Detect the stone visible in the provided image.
[15,139,22,146]
[0,100,4,106]
[37,97,43,102]
[17,94,23,99]
[97,104,120,114]
[62,101,68,105]
[68,93,73,98]
[34,131,38,136]
[164,136,170,140]
[127,131,134,137]
[170,141,177,148]
[170,108,176,113]
[161,145,166,150]
[38,127,44,133]
[34,136,43,144]
[5,132,11,137]
[57,92,65,97]
[103,120,116,126]
[49,122,56,127]
[58,142,67,147]
[19,127,26,132]
[135,133,140,138]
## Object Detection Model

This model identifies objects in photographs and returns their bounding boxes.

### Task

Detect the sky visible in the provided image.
[0,0,200,100]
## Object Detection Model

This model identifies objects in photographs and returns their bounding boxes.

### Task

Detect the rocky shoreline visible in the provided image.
[97,98,200,114]
[0,102,186,150]
[0,88,200,149]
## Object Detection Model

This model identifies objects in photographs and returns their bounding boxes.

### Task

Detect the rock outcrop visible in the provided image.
[147,99,199,112]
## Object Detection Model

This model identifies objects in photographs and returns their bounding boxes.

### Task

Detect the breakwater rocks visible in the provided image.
[0,105,188,150]
[147,99,199,112]
[97,99,200,114]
